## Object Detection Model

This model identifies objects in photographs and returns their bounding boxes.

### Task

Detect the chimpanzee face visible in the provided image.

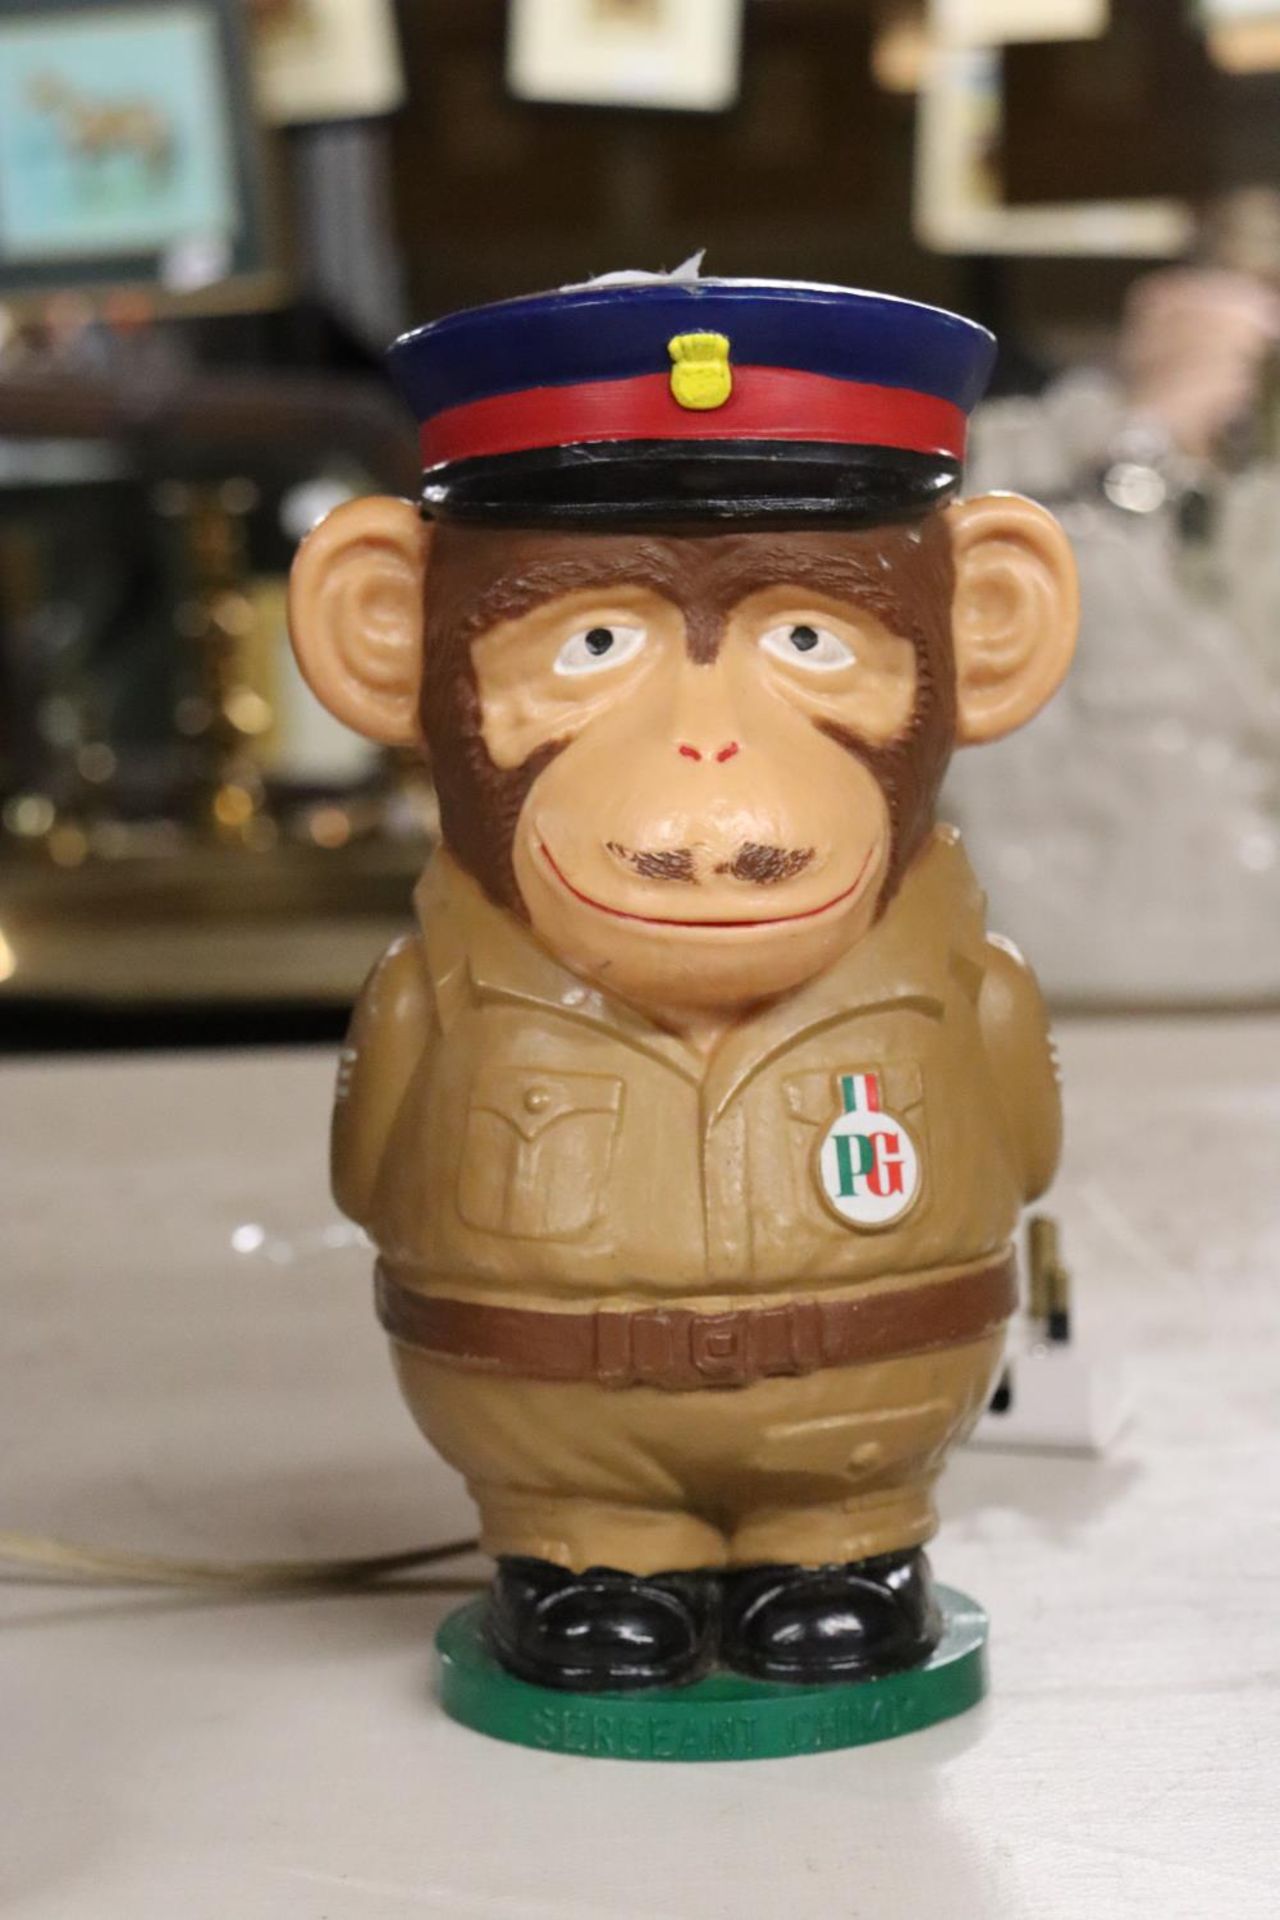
[428,524,948,1015]
[288,494,1076,1024]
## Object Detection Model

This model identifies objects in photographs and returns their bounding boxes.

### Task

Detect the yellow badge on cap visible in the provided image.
[668,332,732,411]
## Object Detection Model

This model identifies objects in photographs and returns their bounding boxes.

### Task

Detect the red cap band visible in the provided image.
[420,365,967,470]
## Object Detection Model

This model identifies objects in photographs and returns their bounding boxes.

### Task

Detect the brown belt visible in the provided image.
[374,1256,1016,1393]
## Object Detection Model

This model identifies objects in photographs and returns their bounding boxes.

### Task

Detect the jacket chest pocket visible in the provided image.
[456,1065,624,1241]
[782,1062,927,1221]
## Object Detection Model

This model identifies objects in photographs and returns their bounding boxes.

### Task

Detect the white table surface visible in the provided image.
[2,1018,1278,1920]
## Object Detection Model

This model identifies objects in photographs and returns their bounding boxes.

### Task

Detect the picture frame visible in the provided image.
[0,0,280,312]
[506,0,743,114]
[252,0,405,128]
[932,0,1109,43]
[1199,0,1280,73]
[914,41,1194,257]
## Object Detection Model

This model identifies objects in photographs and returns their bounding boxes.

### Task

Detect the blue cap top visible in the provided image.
[388,274,997,423]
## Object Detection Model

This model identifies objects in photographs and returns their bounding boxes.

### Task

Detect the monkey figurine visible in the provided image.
[288,274,1077,1702]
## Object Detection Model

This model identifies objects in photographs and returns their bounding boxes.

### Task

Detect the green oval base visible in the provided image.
[435,1586,987,1762]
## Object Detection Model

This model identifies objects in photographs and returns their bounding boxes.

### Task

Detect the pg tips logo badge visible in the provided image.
[818,1072,921,1229]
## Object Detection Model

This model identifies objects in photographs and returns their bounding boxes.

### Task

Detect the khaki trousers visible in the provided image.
[391,1330,1003,1575]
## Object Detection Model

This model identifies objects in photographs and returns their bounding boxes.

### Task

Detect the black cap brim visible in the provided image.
[421,441,961,531]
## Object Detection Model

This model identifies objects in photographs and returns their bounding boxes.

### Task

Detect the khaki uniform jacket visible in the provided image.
[334,826,1061,1317]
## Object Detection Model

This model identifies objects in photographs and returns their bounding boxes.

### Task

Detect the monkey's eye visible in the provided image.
[760,622,856,672]
[554,623,647,678]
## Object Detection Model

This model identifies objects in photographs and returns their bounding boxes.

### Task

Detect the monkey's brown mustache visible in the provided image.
[543,840,872,929]
[606,841,814,885]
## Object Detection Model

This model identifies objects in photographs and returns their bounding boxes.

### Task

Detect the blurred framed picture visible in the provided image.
[251,0,405,126]
[915,41,1194,256]
[1201,0,1280,72]
[507,0,743,113]
[933,0,1108,41]
[0,0,278,309]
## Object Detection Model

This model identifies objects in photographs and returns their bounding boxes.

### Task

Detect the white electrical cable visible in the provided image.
[0,1530,482,1592]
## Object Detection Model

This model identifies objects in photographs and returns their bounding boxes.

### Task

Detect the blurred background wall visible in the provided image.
[1,0,1277,1048]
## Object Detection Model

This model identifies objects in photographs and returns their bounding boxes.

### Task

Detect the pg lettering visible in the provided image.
[832,1127,908,1201]
[820,1073,921,1228]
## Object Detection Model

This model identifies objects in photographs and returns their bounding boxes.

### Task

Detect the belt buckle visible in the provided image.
[689,1310,750,1386]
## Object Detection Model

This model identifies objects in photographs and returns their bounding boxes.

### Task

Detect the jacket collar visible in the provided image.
[415,854,698,1079]
[415,828,987,1112]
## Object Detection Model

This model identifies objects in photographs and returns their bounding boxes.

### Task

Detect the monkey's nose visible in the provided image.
[677,741,740,763]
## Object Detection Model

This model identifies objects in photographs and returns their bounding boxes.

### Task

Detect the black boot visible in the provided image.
[721,1548,942,1684]
[486,1556,719,1692]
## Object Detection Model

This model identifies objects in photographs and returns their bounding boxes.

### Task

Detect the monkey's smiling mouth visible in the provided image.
[538,841,877,930]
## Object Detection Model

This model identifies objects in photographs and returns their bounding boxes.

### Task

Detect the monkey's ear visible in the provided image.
[944,493,1078,746]
[287,496,431,746]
